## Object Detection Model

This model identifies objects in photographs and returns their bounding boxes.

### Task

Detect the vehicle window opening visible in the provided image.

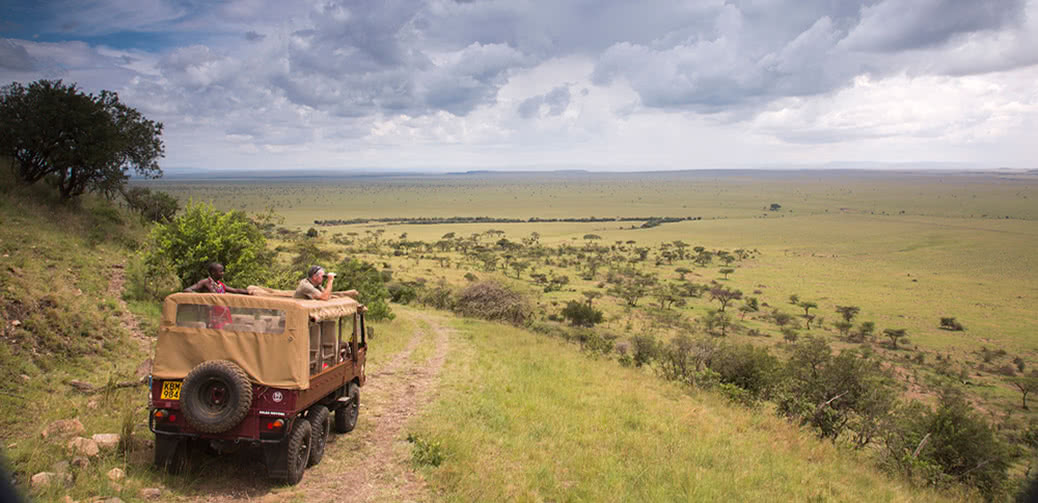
[175,304,285,334]
[309,318,339,375]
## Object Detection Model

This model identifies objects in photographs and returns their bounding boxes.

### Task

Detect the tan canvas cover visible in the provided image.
[152,291,360,389]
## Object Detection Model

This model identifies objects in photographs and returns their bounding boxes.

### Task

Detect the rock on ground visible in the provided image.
[92,433,120,451]
[139,488,162,499]
[42,418,85,439]
[106,467,124,481]
[67,437,100,457]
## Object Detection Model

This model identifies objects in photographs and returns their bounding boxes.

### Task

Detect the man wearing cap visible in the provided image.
[295,265,336,300]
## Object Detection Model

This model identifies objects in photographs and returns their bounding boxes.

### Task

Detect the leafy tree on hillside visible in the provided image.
[0,80,164,200]
[836,305,861,323]
[608,273,655,307]
[702,309,735,336]
[883,328,908,350]
[675,267,691,280]
[509,260,530,279]
[1009,375,1038,410]
[561,300,604,327]
[719,267,735,280]
[777,337,896,444]
[800,301,817,317]
[708,286,742,312]
[145,201,271,289]
[858,321,876,340]
[883,389,1009,499]
[121,186,178,222]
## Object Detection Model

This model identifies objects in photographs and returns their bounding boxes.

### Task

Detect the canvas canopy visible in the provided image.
[152,290,361,390]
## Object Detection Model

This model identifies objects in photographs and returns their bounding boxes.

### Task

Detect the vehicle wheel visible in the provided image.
[307,405,330,467]
[154,435,188,474]
[282,418,312,485]
[180,360,253,434]
[334,383,359,433]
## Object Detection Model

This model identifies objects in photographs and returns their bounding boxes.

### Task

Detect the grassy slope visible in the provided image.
[0,179,160,501]
[407,311,963,502]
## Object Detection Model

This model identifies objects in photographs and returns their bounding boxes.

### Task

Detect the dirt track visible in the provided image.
[167,311,451,503]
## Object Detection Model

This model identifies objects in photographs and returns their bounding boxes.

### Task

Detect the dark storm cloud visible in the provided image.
[0,39,35,71]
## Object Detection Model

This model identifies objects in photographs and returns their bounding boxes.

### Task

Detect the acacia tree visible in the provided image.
[883,328,908,350]
[1009,375,1038,410]
[709,286,743,312]
[719,267,735,280]
[582,290,602,307]
[0,80,164,199]
[836,305,861,323]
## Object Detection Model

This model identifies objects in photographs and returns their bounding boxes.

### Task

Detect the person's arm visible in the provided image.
[318,273,335,301]
[184,278,209,292]
[225,286,250,295]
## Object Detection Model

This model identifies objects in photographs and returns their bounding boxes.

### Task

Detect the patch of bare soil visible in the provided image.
[107,263,152,355]
[174,311,451,503]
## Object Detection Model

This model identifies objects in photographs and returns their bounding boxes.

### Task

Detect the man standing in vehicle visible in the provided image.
[295,265,335,300]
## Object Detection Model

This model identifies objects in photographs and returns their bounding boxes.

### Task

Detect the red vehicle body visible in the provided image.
[148,291,367,484]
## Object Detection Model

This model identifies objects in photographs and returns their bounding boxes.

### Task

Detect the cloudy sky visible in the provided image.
[1,0,1036,172]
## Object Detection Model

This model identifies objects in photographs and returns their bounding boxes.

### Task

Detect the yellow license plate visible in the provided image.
[160,381,181,400]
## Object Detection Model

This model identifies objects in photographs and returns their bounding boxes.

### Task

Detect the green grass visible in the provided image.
[408,316,964,502]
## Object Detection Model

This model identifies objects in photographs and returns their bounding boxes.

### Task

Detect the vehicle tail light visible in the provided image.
[153,409,167,421]
[265,418,285,431]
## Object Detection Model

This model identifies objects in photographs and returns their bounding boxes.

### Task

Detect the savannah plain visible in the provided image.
[4,167,1038,502]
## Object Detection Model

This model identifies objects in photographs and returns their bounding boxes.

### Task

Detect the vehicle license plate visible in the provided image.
[160,381,181,400]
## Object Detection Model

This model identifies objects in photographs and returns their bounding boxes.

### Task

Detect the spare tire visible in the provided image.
[181,360,253,433]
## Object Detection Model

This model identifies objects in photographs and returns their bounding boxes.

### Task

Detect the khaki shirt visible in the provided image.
[294,278,323,299]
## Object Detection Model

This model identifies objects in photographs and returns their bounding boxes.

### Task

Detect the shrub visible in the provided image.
[778,337,896,445]
[709,343,780,400]
[560,300,604,327]
[122,186,178,222]
[334,258,394,321]
[629,334,660,367]
[939,317,965,331]
[419,280,454,310]
[145,201,271,289]
[453,281,532,326]
[883,389,1009,499]
[578,329,615,357]
[387,282,418,304]
[656,334,715,387]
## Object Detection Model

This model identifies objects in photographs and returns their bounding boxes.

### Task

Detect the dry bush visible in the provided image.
[453,280,532,326]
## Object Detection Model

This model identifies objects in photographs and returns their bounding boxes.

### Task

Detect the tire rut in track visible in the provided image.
[295,312,451,503]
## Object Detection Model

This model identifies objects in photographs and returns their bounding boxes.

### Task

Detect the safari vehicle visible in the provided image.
[148,288,367,484]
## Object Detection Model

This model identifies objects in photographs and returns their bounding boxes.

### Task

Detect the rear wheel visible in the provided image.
[307,405,330,467]
[282,419,311,485]
[334,383,359,433]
